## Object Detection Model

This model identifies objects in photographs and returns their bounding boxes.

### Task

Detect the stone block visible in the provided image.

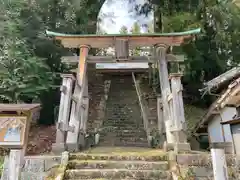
[21,172,46,180]
[175,143,191,153]
[23,159,44,172]
[1,156,9,180]
[44,157,61,171]
[210,142,234,154]
[176,154,211,166]
[51,143,66,154]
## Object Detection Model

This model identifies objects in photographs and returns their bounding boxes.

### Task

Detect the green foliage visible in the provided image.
[119,25,128,34]
[1,0,240,125]
[0,156,3,178]
[0,0,105,124]
[0,39,54,103]
[136,0,240,105]
[130,22,141,55]
[0,0,54,103]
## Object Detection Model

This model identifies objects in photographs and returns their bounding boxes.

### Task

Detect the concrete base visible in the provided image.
[66,143,79,153]
[210,142,234,154]
[163,142,191,153]
[78,133,86,149]
[52,143,66,154]
[174,143,191,153]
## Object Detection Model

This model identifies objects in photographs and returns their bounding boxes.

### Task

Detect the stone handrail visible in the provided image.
[132,73,150,142]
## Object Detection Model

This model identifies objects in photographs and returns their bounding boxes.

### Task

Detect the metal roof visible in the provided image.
[46,28,201,38]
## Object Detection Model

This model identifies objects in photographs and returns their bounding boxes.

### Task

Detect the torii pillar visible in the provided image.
[156,44,175,144]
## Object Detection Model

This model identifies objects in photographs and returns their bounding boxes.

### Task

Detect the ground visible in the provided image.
[25,104,207,155]
[26,124,56,155]
[0,104,206,157]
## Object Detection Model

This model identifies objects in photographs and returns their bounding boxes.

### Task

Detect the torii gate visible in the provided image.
[46,28,201,153]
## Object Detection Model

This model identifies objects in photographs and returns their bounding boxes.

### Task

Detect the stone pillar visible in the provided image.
[169,73,187,142]
[155,44,175,144]
[169,73,190,152]
[52,74,75,153]
[157,95,165,134]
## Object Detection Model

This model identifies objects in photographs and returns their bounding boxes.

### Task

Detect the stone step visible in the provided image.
[114,136,147,141]
[98,140,149,147]
[112,141,149,147]
[66,177,167,180]
[99,142,148,147]
[70,153,168,162]
[102,124,145,128]
[99,127,146,133]
[64,169,171,179]
[68,160,169,170]
[100,137,147,142]
[103,120,143,124]
[100,132,147,138]
[68,178,215,180]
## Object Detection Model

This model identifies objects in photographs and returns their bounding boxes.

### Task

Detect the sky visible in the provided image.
[99,0,153,34]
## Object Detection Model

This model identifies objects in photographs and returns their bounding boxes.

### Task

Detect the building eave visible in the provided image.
[192,77,240,134]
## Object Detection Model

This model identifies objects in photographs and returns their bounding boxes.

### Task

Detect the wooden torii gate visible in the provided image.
[46,28,201,153]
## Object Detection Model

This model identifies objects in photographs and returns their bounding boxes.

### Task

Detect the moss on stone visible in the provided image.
[45,165,67,180]
[184,104,207,134]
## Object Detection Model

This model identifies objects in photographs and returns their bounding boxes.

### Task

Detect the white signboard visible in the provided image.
[96,63,148,69]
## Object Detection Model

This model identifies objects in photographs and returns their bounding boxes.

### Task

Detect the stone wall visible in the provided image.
[172,153,240,179]
[1,155,61,180]
[87,71,106,133]
[86,72,160,146]
[138,74,159,135]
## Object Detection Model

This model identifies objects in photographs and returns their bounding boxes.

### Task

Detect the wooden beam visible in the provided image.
[46,28,201,48]
[79,75,89,133]
[56,36,191,48]
[115,39,129,60]
[66,83,81,152]
[52,74,75,153]
[70,68,149,73]
[61,55,184,64]
[157,96,165,134]
[77,45,89,86]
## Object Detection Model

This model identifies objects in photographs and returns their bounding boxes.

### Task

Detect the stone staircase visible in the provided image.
[98,75,149,147]
[64,147,172,180]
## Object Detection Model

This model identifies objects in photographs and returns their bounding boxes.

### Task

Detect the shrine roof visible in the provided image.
[46,28,201,38]
[0,104,41,112]
[45,28,201,48]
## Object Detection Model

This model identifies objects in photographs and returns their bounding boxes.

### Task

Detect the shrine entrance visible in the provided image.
[46,28,201,153]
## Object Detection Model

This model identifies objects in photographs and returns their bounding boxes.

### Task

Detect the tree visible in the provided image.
[130,22,141,55]
[130,21,141,34]
[0,0,106,124]
[119,25,128,34]
[134,0,240,106]
[0,0,54,103]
